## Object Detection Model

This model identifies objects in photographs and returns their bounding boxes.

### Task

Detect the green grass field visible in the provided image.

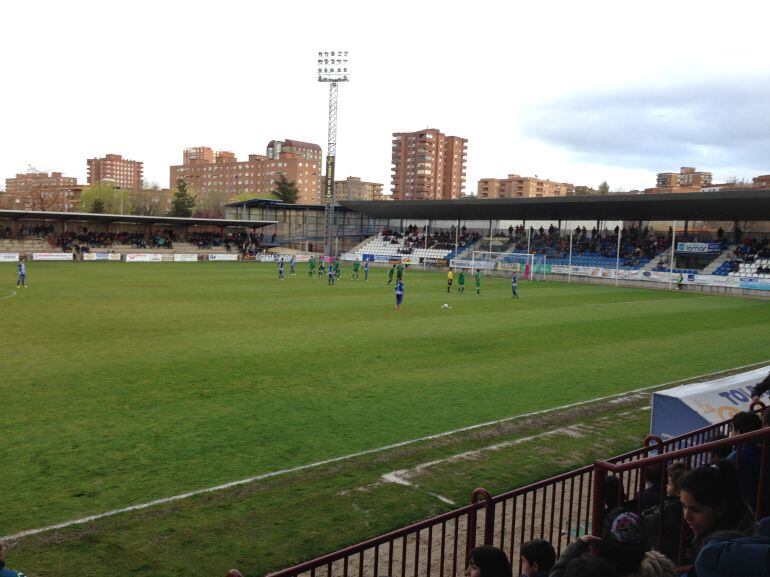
[2,261,770,576]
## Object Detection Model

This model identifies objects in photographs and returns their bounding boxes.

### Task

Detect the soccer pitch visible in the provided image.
[2,263,770,548]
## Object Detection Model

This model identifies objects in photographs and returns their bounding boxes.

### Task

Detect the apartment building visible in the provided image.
[4,171,79,211]
[391,128,467,200]
[333,176,385,201]
[87,153,143,190]
[170,141,322,205]
[646,167,713,193]
[476,174,574,198]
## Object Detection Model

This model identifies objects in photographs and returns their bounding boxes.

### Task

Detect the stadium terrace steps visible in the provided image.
[347,235,454,260]
[703,245,738,275]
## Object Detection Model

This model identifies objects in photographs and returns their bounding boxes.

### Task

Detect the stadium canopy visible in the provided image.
[340,189,770,221]
[0,209,275,228]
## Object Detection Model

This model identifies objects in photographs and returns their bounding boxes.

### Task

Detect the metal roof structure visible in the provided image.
[340,190,770,221]
[0,209,275,228]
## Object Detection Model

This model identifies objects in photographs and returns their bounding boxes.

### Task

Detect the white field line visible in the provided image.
[4,359,769,542]
[0,289,17,301]
[381,425,587,505]
[581,296,711,308]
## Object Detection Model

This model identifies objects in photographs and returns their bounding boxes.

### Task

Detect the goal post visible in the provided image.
[450,250,547,280]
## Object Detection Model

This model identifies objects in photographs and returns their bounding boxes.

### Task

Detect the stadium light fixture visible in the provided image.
[317,50,350,82]
[317,50,350,257]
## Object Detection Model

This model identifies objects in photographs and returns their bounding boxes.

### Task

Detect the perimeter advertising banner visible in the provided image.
[650,366,770,439]
[208,254,239,261]
[0,253,20,262]
[173,254,198,262]
[676,242,722,253]
[83,253,121,261]
[33,253,73,261]
[125,253,163,262]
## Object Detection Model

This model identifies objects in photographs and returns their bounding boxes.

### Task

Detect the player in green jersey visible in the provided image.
[387,265,395,284]
[352,260,360,279]
[308,255,316,278]
[475,269,481,294]
[458,270,465,294]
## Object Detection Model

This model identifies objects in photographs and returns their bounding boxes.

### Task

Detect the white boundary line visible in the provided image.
[0,289,17,301]
[4,359,769,542]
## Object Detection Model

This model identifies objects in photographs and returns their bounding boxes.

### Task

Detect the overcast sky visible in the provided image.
[1,0,768,194]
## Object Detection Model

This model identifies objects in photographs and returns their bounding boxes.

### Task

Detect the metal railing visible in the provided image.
[267,407,769,577]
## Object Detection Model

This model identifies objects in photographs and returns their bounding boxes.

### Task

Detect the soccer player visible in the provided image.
[278,257,285,280]
[458,270,465,294]
[475,269,481,294]
[677,273,684,290]
[290,255,296,276]
[447,268,454,293]
[318,259,325,278]
[364,260,369,281]
[395,278,404,310]
[334,258,341,280]
[308,255,316,278]
[396,262,404,282]
[352,260,360,279]
[512,271,519,299]
[16,257,27,288]
[387,265,395,284]
[328,262,335,285]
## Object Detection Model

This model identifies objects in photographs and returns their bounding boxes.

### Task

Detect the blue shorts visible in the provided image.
[396,295,403,305]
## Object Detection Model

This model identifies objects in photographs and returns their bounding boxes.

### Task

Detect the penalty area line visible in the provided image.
[4,358,770,542]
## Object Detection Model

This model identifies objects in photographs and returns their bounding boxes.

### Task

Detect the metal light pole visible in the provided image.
[316,50,350,258]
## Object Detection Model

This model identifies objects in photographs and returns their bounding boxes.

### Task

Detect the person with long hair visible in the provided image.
[465,546,512,577]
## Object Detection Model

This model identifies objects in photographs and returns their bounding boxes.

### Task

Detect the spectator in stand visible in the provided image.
[679,459,757,562]
[642,461,691,562]
[465,545,512,577]
[550,508,676,577]
[751,371,770,403]
[727,411,763,512]
[519,539,555,577]
[0,542,26,577]
[694,517,770,577]
[638,463,664,511]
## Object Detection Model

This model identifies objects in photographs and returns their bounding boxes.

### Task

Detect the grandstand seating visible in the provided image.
[721,258,770,278]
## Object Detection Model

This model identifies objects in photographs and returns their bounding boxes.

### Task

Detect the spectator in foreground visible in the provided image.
[727,411,763,510]
[0,542,26,577]
[519,539,555,577]
[679,460,757,561]
[550,508,676,577]
[751,371,770,403]
[466,545,513,577]
[642,461,691,562]
[694,517,770,577]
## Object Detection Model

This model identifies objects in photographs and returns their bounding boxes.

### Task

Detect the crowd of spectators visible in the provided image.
[504,224,670,266]
[381,225,480,254]
[53,229,176,252]
[3,224,56,238]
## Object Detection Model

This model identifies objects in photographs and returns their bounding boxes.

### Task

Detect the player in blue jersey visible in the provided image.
[16,257,27,288]
[278,257,285,280]
[395,278,404,310]
[328,262,335,285]
[364,260,369,281]
[290,255,296,276]
[511,271,519,299]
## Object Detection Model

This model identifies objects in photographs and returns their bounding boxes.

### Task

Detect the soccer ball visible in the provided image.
[442,303,449,308]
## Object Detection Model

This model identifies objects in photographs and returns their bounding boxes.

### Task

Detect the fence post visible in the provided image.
[466,487,494,558]
[591,462,608,537]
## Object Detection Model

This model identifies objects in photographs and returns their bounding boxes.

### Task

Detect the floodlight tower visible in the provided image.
[317,50,350,257]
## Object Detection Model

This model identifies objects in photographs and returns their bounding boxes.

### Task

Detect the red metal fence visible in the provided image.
[268,410,768,577]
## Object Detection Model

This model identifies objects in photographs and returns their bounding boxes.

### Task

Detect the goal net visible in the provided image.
[448,251,547,280]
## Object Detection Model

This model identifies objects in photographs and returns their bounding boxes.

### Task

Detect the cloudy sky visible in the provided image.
[1,0,768,194]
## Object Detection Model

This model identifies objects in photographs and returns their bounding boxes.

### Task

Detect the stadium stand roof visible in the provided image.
[0,209,275,228]
[340,189,770,221]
